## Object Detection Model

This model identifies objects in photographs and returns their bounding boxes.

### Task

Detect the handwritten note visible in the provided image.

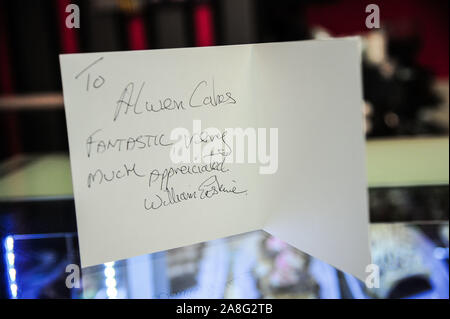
[60,38,371,280]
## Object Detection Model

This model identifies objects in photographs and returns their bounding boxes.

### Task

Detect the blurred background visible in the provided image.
[0,0,448,299]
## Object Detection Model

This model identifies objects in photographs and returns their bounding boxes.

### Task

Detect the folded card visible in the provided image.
[60,38,371,280]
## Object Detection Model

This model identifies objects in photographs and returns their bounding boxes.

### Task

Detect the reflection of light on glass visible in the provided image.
[7,252,14,266]
[10,283,18,298]
[105,277,116,288]
[106,287,118,298]
[4,236,18,299]
[9,268,16,282]
[433,247,449,260]
[6,236,14,251]
[104,267,115,278]
[104,262,117,299]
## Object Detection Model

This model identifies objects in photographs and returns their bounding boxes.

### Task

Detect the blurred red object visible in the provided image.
[194,3,215,47]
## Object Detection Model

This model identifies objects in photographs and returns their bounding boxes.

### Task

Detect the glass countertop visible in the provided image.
[3,222,448,299]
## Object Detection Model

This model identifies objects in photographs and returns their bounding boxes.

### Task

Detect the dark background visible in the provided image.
[0,0,449,161]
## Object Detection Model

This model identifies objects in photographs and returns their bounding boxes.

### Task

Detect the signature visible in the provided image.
[197,175,247,199]
[144,175,247,211]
